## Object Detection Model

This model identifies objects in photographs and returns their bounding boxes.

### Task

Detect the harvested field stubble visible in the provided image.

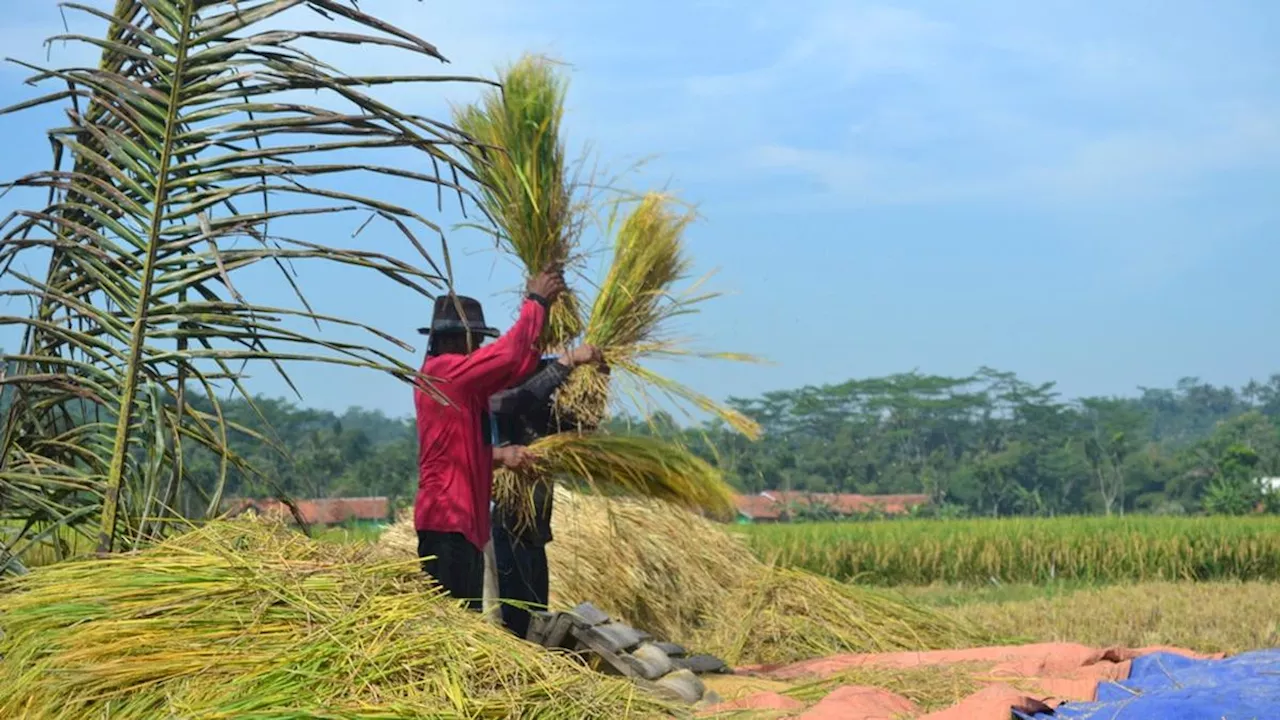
[745,515,1280,585]
[0,520,671,719]
[940,580,1280,654]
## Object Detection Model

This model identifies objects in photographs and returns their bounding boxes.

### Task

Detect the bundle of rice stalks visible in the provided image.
[557,193,761,437]
[544,491,992,666]
[492,433,738,534]
[455,54,585,347]
[0,520,672,719]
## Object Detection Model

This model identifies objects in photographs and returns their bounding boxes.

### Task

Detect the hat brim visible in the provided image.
[417,324,501,338]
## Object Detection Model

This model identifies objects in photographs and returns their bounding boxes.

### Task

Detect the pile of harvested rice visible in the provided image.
[379,490,992,666]
[0,520,672,719]
[547,487,756,641]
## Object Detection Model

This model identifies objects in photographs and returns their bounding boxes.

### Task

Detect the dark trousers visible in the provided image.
[492,524,549,639]
[417,530,483,612]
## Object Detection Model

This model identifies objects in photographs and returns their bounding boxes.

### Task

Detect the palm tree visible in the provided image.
[0,0,490,567]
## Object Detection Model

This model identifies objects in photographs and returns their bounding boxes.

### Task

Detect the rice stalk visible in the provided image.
[454,54,587,347]
[0,520,672,719]
[557,193,761,438]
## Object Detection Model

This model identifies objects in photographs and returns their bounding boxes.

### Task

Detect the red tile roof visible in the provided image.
[222,496,390,524]
[734,491,929,520]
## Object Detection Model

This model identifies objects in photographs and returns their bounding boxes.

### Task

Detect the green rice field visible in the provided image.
[739,515,1280,585]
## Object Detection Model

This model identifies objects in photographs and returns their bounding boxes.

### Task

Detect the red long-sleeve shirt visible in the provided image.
[413,297,546,549]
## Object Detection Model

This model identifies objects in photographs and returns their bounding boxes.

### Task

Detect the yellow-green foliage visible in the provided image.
[744,516,1280,585]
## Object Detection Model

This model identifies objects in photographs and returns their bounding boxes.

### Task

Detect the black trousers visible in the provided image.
[492,524,549,639]
[417,530,483,612]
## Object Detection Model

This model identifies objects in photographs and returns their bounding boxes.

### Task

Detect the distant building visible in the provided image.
[222,496,392,527]
[734,491,929,523]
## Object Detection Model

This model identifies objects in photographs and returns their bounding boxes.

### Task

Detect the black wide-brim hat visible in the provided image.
[417,294,500,337]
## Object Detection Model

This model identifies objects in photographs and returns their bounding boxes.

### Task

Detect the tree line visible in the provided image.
[679,368,1280,517]
[99,367,1279,519]
[14,365,1272,518]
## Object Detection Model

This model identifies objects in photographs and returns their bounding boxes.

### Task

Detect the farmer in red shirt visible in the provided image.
[413,267,565,609]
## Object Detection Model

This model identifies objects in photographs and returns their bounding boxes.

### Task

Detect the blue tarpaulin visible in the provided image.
[1016,650,1280,720]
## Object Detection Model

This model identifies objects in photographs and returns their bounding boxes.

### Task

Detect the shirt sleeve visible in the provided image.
[441,297,546,397]
[490,361,567,414]
[516,361,572,411]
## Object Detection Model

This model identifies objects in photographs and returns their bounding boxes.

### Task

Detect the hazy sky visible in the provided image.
[1,1,1277,419]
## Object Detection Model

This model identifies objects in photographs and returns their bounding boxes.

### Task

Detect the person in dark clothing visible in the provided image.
[489,343,603,637]
[412,267,564,609]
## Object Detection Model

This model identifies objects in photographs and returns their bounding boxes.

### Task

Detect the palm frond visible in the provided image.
[556,192,763,438]
[0,0,486,561]
[452,54,587,347]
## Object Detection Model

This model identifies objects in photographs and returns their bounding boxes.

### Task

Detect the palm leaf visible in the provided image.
[0,0,488,563]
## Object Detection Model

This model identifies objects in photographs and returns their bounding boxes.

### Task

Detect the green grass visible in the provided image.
[740,515,1280,585]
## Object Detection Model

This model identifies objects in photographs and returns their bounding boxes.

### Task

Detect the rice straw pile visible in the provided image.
[545,491,991,666]
[454,54,585,348]
[0,520,672,719]
[492,433,738,535]
[546,488,756,641]
[556,193,761,437]
[704,567,993,667]
[379,490,992,667]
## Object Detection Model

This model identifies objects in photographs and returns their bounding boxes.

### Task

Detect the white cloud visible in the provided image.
[5,0,1279,213]
[664,0,1280,210]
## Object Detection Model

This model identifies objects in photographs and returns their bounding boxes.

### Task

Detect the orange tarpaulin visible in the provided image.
[707,643,1223,720]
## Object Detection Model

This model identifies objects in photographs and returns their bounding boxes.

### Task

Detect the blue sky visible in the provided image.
[1,1,1278,419]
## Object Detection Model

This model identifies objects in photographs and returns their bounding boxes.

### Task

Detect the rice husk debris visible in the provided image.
[0,519,673,719]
